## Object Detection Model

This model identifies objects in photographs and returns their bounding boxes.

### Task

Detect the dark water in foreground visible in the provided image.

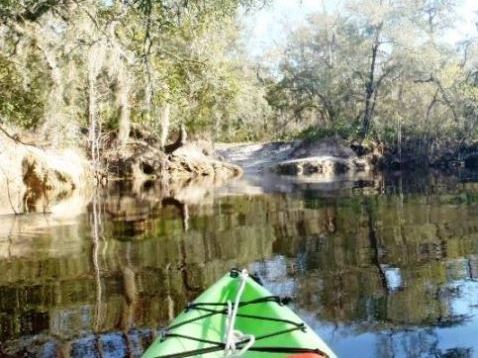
[2,172,478,357]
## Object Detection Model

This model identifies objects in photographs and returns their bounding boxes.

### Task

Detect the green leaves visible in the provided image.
[0,0,66,22]
[0,55,46,128]
[265,0,478,149]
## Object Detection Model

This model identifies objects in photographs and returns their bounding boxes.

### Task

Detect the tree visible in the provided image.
[0,0,268,153]
[267,0,473,159]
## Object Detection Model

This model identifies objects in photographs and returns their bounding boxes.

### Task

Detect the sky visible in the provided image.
[244,0,478,57]
[449,0,478,42]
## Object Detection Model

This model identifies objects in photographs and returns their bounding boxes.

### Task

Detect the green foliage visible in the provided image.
[0,0,269,143]
[0,55,46,128]
[265,0,478,154]
[0,0,64,21]
[1,0,477,152]
[297,121,360,142]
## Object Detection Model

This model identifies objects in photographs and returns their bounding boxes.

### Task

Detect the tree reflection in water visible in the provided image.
[1,173,478,356]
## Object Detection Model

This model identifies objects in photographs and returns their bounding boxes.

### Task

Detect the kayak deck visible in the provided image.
[142,270,336,358]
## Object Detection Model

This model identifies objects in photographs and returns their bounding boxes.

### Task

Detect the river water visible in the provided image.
[1,171,478,357]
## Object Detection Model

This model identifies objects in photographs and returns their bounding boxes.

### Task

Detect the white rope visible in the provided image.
[223,269,256,357]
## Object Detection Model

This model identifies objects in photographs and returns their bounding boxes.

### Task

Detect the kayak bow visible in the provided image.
[142,269,336,358]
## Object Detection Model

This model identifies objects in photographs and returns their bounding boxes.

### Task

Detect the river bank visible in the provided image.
[0,124,242,216]
[217,136,474,179]
[1,124,475,218]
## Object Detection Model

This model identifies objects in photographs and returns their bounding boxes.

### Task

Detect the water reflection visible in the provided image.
[1,172,478,357]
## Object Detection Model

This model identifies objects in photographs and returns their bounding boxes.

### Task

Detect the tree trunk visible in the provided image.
[213,110,221,143]
[87,41,106,174]
[160,103,171,148]
[164,124,187,154]
[117,65,131,148]
[88,73,98,171]
[360,23,382,140]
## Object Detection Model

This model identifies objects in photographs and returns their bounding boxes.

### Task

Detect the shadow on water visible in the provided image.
[2,170,478,357]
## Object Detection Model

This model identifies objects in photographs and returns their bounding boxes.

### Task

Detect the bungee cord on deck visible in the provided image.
[154,269,328,358]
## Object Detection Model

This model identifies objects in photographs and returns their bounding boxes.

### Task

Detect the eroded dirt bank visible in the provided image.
[217,136,476,181]
[0,130,90,216]
[103,125,242,183]
[216,137,378,180]
[0,124,242,216]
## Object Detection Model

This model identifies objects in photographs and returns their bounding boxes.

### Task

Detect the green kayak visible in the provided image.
[142,269,336,358]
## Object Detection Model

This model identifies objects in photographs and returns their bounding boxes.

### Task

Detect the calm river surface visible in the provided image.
[2,171,478,357]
